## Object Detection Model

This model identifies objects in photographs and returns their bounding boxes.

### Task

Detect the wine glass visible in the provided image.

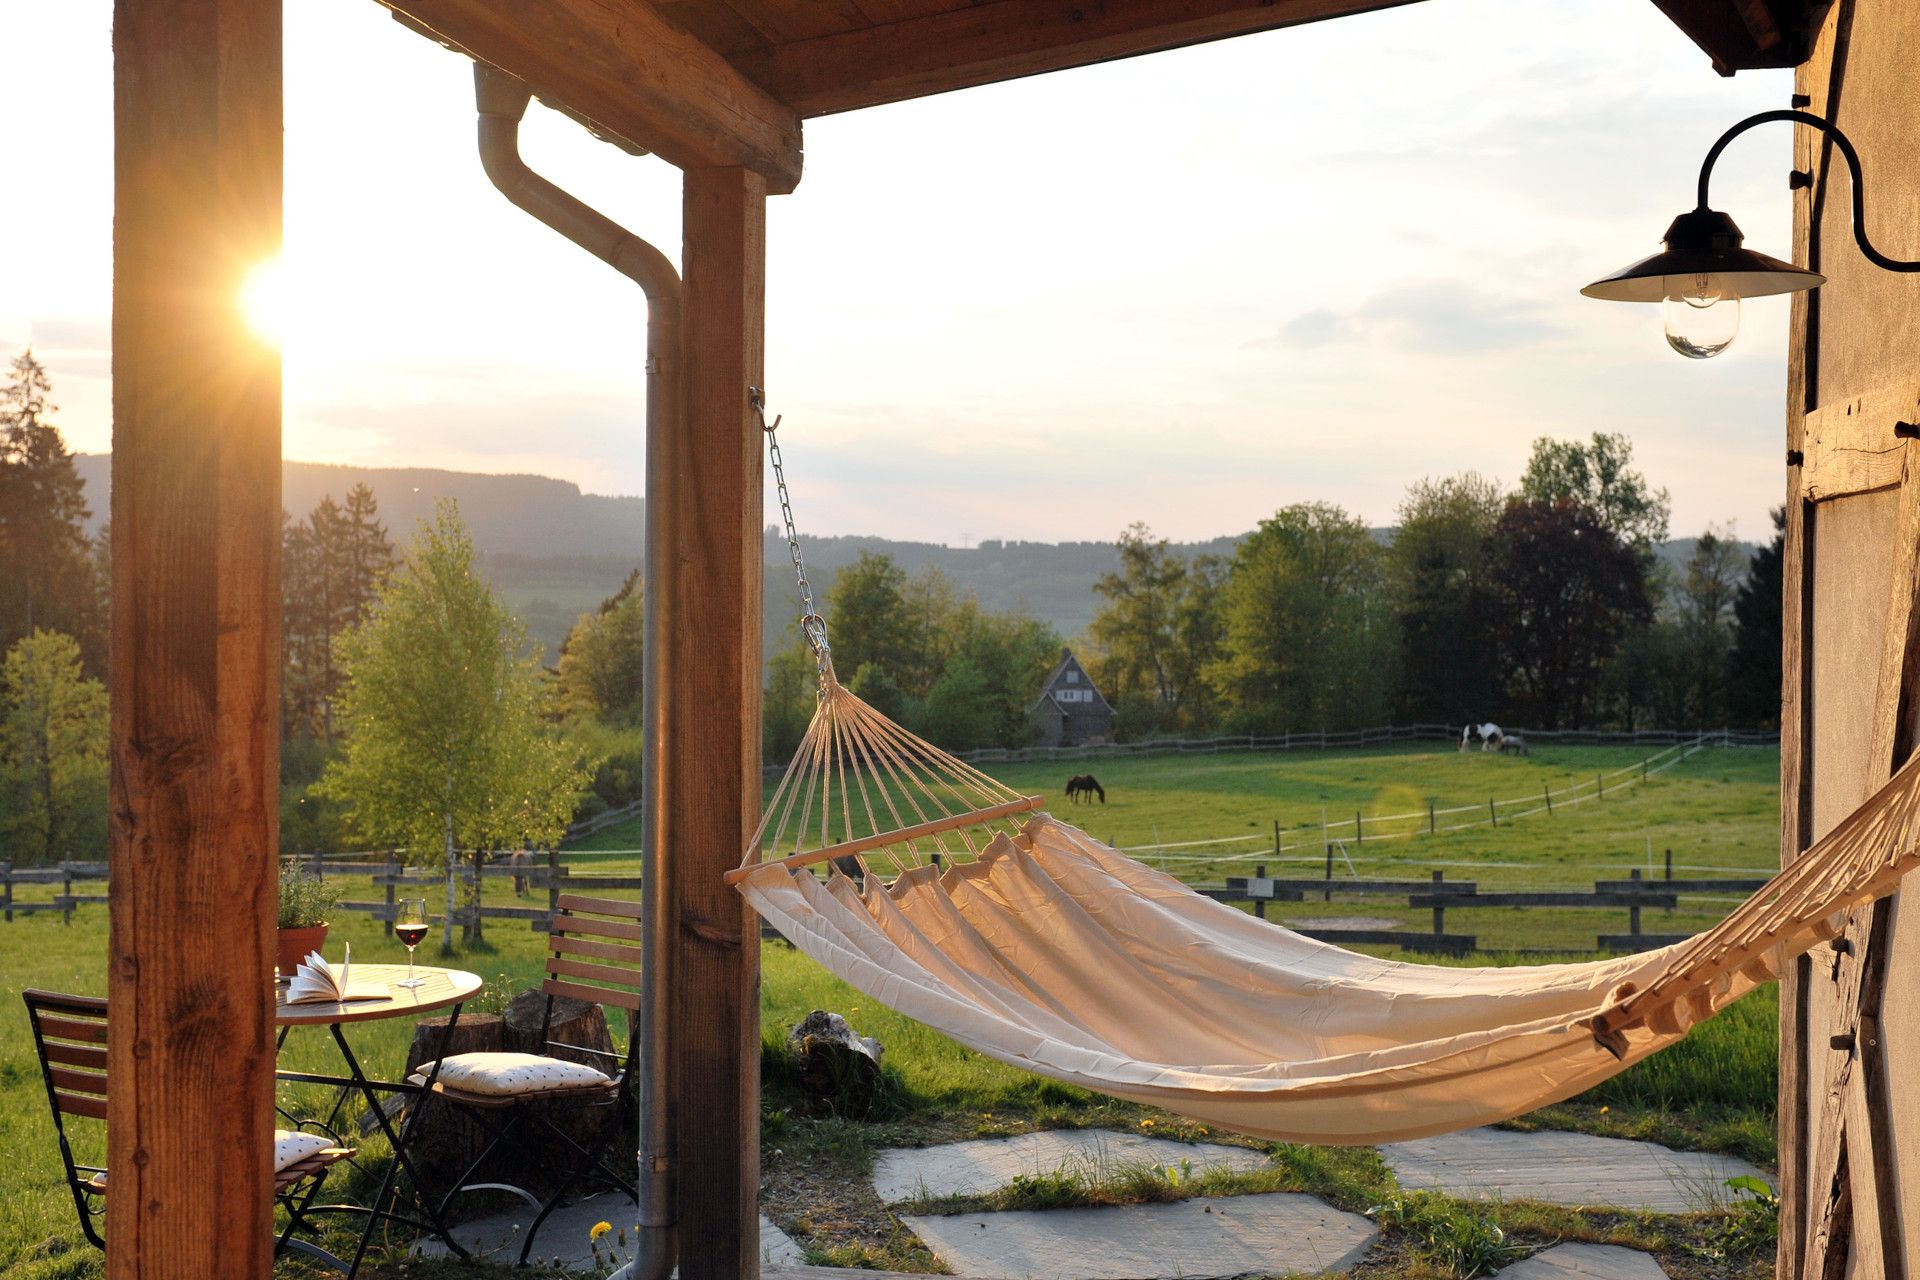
[395,898,430,989]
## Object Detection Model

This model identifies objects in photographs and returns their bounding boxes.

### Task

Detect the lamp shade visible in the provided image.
[1582,208,1824,302]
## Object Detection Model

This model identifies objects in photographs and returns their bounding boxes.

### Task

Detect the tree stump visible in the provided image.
[400,1012,505,1191]
[501,990,630,1175]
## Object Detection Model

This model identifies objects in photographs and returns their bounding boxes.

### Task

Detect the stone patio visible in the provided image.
[870,1128,1271,1203]
[1496,1242,1672,1278]
[901,1192,1378,1279]
[1381,1126,1767,1213]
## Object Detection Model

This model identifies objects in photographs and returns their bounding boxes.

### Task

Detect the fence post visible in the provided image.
[1354,808,1363,847]
[1,860,10,923]
[383,851,397,938]
[469,852,484,943]
[1428,800,1435,835]
[1255,864,1268,920]
[1273,819,1281,860]
[549,847,567,925]
[62,860,74,926]
[1642,756,1649,782]
[1629,868,1643,943]
[1597,772,1604,799]
[1544,783,1552,816]
[1324,841,1334,901]
[310,847,323,881]
[1664,848,1672,882]
[1488,798,1497,828]
[1431,870,1446,938]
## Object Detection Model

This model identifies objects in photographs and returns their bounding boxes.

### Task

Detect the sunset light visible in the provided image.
[240,255,286,347]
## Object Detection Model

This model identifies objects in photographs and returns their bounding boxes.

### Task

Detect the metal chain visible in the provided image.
[751,387,831,675]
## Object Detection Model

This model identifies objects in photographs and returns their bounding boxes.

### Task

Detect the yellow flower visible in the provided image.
[590,1221,613,1241]
[1599,1106,1610,1115]
[1141,1119,1155,1128]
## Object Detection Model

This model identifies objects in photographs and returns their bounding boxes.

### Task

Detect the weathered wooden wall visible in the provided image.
[1783,1,1920,1274]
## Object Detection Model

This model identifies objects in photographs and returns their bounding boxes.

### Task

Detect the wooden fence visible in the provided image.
[1,851,1771,955]
[1207,863,1770,955]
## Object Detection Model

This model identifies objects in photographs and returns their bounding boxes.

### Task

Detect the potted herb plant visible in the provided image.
[277,861,341,976]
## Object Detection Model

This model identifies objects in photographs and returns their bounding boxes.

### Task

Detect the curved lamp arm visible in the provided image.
[1698,109,1920,273]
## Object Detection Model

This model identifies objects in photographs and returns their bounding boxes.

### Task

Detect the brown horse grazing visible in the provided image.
[1065,774,1106,804]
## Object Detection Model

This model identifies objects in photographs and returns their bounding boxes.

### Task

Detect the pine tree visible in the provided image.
[0,351,104,672]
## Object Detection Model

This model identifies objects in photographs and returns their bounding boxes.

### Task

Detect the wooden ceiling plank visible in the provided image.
[379,0,803,193]
[732,0,1426,117]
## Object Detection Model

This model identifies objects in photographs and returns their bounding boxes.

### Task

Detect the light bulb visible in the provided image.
[1661,273,1740,359]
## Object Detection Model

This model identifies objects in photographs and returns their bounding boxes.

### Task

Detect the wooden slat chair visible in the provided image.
[23,989,356,1270]
[426,893,643,1265]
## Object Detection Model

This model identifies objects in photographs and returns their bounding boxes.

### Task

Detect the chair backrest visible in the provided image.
[24,989,109,1128]
[545,894,645,1014]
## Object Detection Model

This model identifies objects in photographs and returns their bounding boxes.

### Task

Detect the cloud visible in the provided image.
[1260,280,1568,355]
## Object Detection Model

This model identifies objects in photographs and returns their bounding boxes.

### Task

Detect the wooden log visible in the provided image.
[667,165,766,1280]
[108,0,283,1274]
[401,1012,506,1189]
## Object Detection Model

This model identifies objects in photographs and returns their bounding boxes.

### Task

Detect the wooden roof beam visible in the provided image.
[730,0,1426,118]
[379,0,803,193]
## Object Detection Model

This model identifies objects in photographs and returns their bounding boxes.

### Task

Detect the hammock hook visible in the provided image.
[752,386,834,686]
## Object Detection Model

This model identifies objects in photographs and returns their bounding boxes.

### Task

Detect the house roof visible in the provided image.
[1032,648,1115,716]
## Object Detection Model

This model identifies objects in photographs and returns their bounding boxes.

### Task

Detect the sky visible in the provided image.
[3,1,1797,547]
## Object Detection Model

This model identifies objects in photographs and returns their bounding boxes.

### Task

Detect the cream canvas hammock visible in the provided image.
[732,397,1920,1145]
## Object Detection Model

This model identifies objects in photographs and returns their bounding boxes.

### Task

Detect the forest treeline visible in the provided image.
[0,347,1780,863]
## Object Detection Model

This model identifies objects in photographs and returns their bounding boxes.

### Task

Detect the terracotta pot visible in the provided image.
[276,923,329,976]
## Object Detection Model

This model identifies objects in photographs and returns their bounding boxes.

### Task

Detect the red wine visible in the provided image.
[396,923,430,947]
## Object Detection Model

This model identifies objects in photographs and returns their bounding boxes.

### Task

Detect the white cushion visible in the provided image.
[96,1131,333,1188]
[428,1051,611,1097]
[274,1130,334,1172]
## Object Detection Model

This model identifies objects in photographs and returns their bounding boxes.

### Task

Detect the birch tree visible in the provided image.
[318,501,595,951]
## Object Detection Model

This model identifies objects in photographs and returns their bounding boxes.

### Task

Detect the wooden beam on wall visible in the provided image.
[108,0,283,1276]
[670,165,767,1280]
[379,0,804,193]
[733,0,1425,117]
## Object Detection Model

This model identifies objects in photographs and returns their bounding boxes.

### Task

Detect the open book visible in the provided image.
[284,944,389,1005]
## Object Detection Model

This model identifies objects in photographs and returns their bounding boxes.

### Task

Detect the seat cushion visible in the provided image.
[427,1051,612,1097]
[91,1131,337,1190]
[274,1130,334,1173]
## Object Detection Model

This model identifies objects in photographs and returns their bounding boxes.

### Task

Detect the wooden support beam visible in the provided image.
[670,166,767,1280]
[108,0,283,1276]
[733,0,1425,117]
[379,0,804,194]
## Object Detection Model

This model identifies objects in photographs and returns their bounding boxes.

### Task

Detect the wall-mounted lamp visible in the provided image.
[1582,109,1920,359]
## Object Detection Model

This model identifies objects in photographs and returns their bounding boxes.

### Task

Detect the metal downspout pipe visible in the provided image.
[474,63,678,1280]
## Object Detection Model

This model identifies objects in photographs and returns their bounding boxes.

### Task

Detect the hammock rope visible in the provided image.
[730,385,1920,1144]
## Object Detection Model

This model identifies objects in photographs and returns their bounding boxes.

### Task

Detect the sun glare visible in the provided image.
[240,256,287,347]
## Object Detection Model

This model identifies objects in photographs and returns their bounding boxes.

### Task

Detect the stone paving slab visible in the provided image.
[417,1192,804,1270]
[872,1129,1270,1203]
[1381,1127,1767,1213]
[1497,1242,1671,1279]
[903,1193,1376,1279]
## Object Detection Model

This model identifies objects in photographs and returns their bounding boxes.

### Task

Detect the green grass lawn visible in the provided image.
[0,742,1782,1277]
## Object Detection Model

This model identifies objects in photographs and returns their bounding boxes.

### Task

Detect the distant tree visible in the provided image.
[954,610,1060,748]
[763,635,819,763]
[825,552,914,682]
[1674,523,1745,724]
[557,569,645,722]
[1086,524,1223,734]
[1207,502,1398,733]
[1727,508,1785,728]
[0,630,108,865]
[317,501,597,951]
[0,351,104,672]
[917,659,996,753]
[282,488,394,742]
[1519,432,1671,552]
[1488,499,1651,727]
[1387,473,1507,724]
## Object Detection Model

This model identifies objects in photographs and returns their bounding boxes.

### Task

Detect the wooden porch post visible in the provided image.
[108,1,282,1276]
[671,166,767,1280]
